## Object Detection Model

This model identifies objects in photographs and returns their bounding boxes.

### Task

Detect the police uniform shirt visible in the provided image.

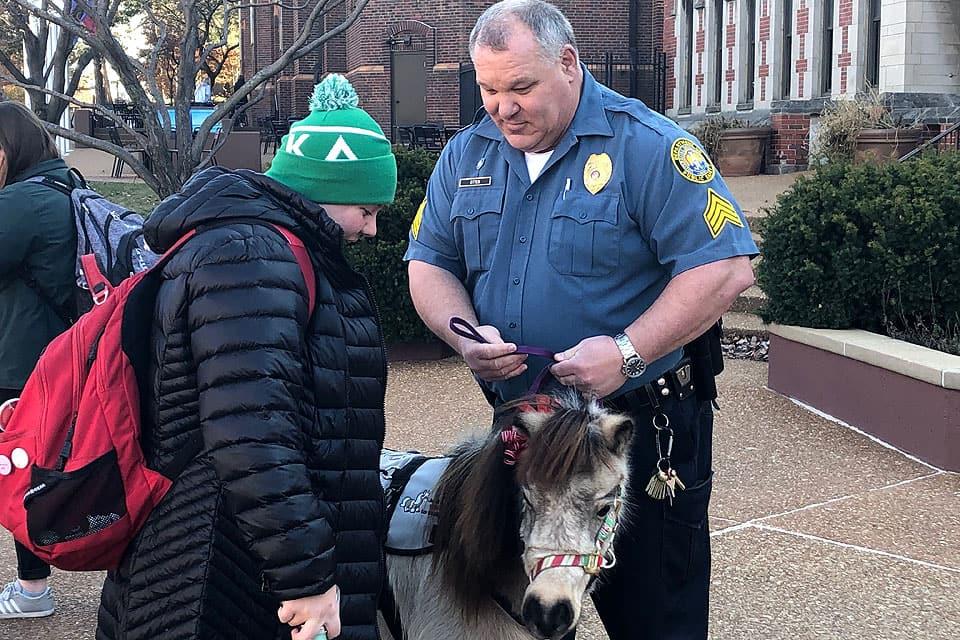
[405,67,759,402]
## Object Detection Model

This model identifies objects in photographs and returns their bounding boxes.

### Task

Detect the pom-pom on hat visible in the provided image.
[266,74,397,205]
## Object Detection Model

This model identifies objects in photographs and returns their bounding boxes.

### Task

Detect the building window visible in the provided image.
[866,0,881,87]
[742,0,757,103]
[712,0,724,105]
[820,0,833,95]
[781,0,793,98]
[679,0,694,109]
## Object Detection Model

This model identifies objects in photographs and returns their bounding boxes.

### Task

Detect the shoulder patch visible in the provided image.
[411,199,426,239]
[703,188,743,238]
[671,138,715,184]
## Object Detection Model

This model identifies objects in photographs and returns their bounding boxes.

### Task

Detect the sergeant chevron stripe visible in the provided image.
[703,188,743,238]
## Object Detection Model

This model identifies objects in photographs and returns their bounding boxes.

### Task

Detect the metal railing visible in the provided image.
[898,121,960,161]
[582,51,668,114]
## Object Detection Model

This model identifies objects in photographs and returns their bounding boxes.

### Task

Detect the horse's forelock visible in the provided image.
[515,391,625,487]
[432,431,522,613]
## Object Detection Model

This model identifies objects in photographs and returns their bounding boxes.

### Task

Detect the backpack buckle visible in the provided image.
[92,283,109,306]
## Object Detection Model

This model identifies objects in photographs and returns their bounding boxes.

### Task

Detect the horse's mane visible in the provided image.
[431,390,622,613]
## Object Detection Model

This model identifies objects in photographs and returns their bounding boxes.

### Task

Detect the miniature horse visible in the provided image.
[383,389,633,640]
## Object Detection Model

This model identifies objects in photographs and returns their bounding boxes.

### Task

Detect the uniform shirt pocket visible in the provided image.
[449,187,504,273]
[547,192,621,276]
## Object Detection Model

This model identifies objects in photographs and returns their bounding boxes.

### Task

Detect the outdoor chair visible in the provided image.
[106,124,147,178]
[414,125,444,151]
[257,116,281,155]
[443,125,461,143]
[396,126,416,149]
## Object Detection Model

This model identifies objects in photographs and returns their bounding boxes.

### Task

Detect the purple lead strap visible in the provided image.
[448,317,556,394]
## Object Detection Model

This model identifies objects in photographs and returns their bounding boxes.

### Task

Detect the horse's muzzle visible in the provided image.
[522,595,575,640]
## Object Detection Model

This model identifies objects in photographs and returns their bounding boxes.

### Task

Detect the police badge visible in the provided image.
[583,153,613,194]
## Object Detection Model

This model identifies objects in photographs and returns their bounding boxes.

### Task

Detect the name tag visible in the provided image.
[458,176,492,188]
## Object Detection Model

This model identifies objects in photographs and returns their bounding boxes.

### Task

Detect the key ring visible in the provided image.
[652,412,670,431]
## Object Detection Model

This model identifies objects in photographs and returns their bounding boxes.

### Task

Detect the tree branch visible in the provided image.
[199,0,234,65]
[0,75,146,143]
[192,0,368,156]
[0,50,29,85]
[42,121,159,194]
[229,0,314,11]
[65,48,97,97]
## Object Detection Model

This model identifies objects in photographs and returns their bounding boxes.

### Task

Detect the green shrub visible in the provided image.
[345,146,440,343]
[757,153,960,353]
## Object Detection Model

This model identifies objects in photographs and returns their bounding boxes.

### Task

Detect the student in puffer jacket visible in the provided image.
[96,75,397,640]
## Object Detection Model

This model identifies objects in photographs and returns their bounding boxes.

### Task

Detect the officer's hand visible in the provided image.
[551,336,626,398]
[458,325,528,382]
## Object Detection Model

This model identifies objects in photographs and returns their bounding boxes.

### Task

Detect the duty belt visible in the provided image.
[605,358,696,413]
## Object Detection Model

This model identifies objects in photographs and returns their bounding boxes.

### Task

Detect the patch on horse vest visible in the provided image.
[380,449,450,555]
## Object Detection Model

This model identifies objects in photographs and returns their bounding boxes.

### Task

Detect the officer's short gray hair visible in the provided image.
[469,0,578,61]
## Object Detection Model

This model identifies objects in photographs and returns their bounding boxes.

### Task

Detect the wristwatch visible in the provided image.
[613,332,646,378]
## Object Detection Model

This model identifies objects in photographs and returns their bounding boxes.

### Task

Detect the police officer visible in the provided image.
[405,1,758,638]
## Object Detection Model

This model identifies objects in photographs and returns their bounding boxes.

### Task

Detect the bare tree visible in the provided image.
[0,0,99,123]
[1,0,371,197]
[142,0,241,100]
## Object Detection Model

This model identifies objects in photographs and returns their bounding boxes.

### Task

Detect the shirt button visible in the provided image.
[519,236,527,243]
[579,212,587,219]
[509,322,517,329]
[468,208,475,214]
[513,277,520,285]
[525,194,534,201]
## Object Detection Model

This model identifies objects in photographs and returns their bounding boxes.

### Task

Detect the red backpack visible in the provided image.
[0,222,315,571]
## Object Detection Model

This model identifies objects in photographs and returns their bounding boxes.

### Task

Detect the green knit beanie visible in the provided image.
[266,74,397,205]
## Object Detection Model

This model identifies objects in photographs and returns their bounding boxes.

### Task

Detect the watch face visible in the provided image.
[622,357,645,378]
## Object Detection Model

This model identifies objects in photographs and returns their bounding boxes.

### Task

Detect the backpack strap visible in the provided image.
[25,175,73,196]
[79,222,317,313]
[19,176,78,325]
[80,253,112,306]
[267,224,316,316]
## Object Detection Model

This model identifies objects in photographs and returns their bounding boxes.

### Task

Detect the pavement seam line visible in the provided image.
[783,396,945,472]
[711,493,859,538]
[750,523,960,575]
[712,471,946,539]
[866,471,944,493]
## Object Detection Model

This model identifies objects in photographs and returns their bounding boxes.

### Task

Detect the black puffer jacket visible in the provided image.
[96,168,386,640]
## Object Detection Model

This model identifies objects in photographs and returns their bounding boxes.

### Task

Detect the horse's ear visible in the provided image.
[598,414,633,455]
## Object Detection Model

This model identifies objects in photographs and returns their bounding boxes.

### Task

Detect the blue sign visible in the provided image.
[164,107,222,133]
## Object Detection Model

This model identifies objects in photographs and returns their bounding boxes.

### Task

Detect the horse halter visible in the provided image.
[528,486,625,581]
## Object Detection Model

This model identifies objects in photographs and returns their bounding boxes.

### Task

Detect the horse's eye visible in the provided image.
[597,504,612,519]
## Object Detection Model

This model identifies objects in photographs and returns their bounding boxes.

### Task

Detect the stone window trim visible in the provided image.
[739,0,758,105]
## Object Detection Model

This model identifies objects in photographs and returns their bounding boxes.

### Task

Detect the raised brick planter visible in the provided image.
[768,325,960,471]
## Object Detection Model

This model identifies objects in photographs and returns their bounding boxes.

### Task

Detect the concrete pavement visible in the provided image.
[1,358,956,639]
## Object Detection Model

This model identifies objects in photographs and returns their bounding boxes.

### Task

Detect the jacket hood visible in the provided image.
[144,167,346,253]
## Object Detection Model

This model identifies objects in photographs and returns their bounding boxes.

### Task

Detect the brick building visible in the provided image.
[661,0,960,172]
[239,1,665,138]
